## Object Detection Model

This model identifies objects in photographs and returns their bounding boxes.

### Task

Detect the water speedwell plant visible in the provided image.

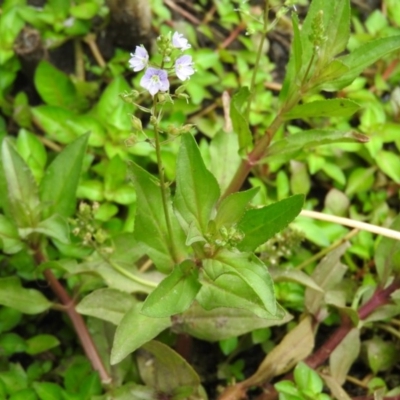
[1,0,400,399]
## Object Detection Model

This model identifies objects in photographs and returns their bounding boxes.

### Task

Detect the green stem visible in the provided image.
[152,97,179,263]
[245,0,270,119]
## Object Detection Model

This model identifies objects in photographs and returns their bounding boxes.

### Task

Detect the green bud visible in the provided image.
[131,115,143,131]
[309,10,327,50]
[150,115,158,125]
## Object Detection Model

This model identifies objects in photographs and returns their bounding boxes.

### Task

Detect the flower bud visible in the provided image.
[131,115,143,131]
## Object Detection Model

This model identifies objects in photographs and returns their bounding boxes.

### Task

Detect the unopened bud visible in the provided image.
[131,115,142,131]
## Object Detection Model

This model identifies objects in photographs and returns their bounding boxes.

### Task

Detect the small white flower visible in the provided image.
[129,46,149,72]
[140,67,169,96]
[172,32,191,51]
[175,55,195,81]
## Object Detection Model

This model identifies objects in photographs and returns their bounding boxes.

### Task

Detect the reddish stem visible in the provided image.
[34,248,111,384]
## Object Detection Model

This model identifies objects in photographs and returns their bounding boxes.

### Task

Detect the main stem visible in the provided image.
[152,97,179,263]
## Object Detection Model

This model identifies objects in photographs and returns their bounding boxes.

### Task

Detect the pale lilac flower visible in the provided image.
[175,55,195,81]
[140,67,169,96]
[129,46,149,71]
[172,32,191,51]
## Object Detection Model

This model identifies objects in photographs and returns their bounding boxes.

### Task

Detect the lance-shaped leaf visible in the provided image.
[111,303,171,365]
[214,187,259,229]
[141,260,201,318]
[175,302,291,341]
[0,276,52,314]
[1,138,40,227]
[230,87,252,152]
[328,35,400,91]
[264,129,368,163]
[40,133,89,219]
[237,195,304,252]
[131,162,186,273]
[291,12,302,75]
[284,99,360,120]
[198,249,276,317]
[174,134,220,235]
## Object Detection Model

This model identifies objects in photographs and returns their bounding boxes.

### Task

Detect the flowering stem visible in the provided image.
[152,97,179,263]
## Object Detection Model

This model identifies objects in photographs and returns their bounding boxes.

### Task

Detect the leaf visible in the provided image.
[332,35,400,90]
[198,249,276,317]
[1,138,40,227]
[40,133,89,219]
[0,277,52,314]
[0,214,24,254]
[319,373,352,400]
[18,214,70,243]
[243,316,314,386]
[230,87,252,152]
[111,303,171,365]
[264,129,368,163]
[305,242,349,317]
[25,334,60,355]
[363,336,400,373]
[237,194,304,252]
[174,134,220,234]
[76,288,137,325]
[330,328,360,385]
[284,99,360,120]
[294,362,323,393]
[34,61,79,110]
[174,302,292,341]
[141,260,201,318]
[138,340,201,394]
[209,130,242,193]
[270,268,323,292]
[31,106,77,144]
[131,162,186,273]
[292,12,302,75]
[376,149,400,184]
[214,187,259,229]
[32,382,64,400]
[320,0,350,64]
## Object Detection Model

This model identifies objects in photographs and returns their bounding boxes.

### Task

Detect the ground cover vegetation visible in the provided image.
[1,0,400,399]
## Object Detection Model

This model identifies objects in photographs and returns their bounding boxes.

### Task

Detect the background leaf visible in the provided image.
[230,87,252,152]
[40,133,89,219]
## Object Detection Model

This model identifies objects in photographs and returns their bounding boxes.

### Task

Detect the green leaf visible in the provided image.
[25,334,60,355]
[131,162,186,273]
[77,288,137,325]
[31,106,77,144]
[214,187,259,229]
[209,130,241,193]
[0,214,24,254]
[138,340,201,394]
[18,214,70,243]
[174,134,220,234]
[320,0,350,64]
[34,61,79,110]
[375,214,400,285]
[292,12,302,75]
[332,35,400,90]
[376,149,400,184]
[141,260,201,318]
[176,302,291,341]
[70,2,99,19]
[32,382,63,400]
[0,277,52,314]
[230,87,252,152]
[284,99,360,120]
[198,249,276,317]
[237,195,304,252]
[1,138,40,227]
[40,133,89,218]
[111,303,171,365]
[294,362,323,394]
[265,129,369,163]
